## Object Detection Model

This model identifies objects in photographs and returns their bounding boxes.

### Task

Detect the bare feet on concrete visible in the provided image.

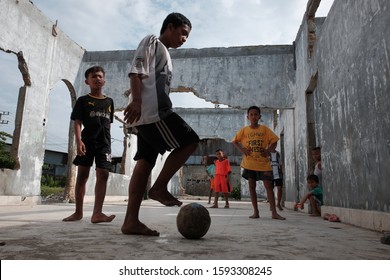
[121,221,160,236]
[62,213,82,222]
[272,213,286,220]
[249,211,260,219]
[91,213,116,224]
[148,188,182,207]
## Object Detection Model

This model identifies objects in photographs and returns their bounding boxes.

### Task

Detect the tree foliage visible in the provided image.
[0,131,16,169]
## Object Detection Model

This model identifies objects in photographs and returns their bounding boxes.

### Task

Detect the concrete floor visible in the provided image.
[0,198,389,260]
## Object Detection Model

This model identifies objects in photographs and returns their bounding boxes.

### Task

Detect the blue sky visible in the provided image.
[0,0,333,155]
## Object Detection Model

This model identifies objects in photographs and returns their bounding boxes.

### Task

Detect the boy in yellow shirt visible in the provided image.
[232,106,285,220]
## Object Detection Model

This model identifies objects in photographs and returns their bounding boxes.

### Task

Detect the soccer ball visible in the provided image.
[176,203,211,239]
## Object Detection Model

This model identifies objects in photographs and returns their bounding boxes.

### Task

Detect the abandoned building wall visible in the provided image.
[78,45,297,111]
[171,46,296,109]
[0,0,85,204]
[313,0,390,212]
[273,0,390,230]
[174,108,246,141]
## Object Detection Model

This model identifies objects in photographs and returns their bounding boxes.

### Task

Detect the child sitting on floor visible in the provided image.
[295,174,323,216]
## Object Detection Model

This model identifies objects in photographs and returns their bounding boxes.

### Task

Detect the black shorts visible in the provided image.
[134,112,199,166]
[242,169,273,181]
[73,142,112,170]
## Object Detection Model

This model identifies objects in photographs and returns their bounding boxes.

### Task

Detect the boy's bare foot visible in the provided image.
[62,213,82,222]
[249,212,260,219]
[148,188,182,207]
[277,205,283,211]
[272,213,286,220]
[224,204,229,208]
[121,221,160,236]
[210,204,218,208]
[91,213,116,224]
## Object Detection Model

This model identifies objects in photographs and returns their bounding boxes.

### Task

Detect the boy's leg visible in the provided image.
[208,188,213,204]
[248,178,259,218]
[263,179,285,220]
[63,165,90,221]
[224,193,229,208]
[121,159,159,236]
[277,186,283,210]
[210,191,219,208]
[91,167,116,223]
[148,142,197,206]
[309,196,321,216]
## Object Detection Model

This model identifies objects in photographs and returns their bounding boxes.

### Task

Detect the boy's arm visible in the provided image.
[299,192,312,205]
[74,119,86,156]
[268,142,277,153]
[124,74,143,124]
[261,141,278,157]
[232,140,250,156]
[227,160,231,182]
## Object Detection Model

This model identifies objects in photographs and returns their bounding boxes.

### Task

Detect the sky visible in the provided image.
[0,0,334,156]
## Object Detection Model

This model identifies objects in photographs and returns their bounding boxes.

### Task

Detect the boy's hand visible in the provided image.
[124,100,141,124]
[77,141,86,156]
[242,147,251,156]
[259,147,269,157]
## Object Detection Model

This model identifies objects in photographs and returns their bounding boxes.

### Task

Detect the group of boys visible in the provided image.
[63,12,322,236]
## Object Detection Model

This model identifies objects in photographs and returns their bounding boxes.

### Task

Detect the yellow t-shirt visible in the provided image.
[232,125,279,171]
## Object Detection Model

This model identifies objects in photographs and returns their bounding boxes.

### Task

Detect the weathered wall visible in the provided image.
[77,46,296,111]
[281,0,390,214]
[170,46,295,109]
[0,0,85,203]
[313,0,390,211]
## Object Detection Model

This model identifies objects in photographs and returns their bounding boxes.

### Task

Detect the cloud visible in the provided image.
[32,0,334,50]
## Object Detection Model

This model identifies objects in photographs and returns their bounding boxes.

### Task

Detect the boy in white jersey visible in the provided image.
[121,13,199,236]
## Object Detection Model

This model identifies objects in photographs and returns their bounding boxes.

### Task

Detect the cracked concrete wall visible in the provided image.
[276,0,390,214]
[77,45,295,111]
[0,0,85,203]
[311,0,390,211]
[170,46,295,109]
